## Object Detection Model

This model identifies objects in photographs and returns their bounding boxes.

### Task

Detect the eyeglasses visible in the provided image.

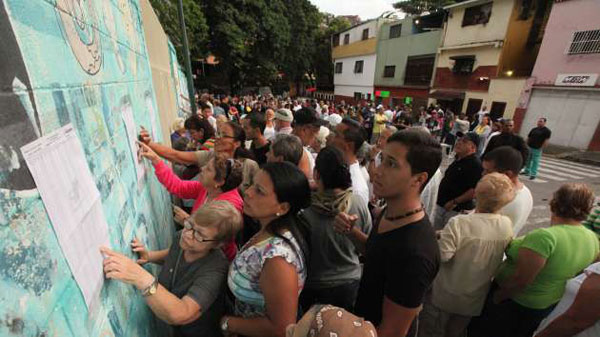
[183,219,219,243]
[215,131,236,139]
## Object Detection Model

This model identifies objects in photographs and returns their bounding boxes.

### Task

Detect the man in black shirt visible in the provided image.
[351,129,442,337]
[434,132,483,230]
[483,118,529,165]
[522,117,551,180]
[242,112,270,166]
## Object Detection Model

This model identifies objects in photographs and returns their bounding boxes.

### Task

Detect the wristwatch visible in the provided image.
[141,277,158,297]
[221,316,230,333]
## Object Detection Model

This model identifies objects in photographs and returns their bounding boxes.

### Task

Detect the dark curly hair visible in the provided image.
[549,183,595,221]
[315,146,351,190]
[213,157,243,192]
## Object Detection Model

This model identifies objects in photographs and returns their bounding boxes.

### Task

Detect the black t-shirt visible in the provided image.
[158,232,229,337]
[484,133,529,164]
[527,126,551,149]
[437,154,483,211]
[354,214,440,333]
[250,140,270,166]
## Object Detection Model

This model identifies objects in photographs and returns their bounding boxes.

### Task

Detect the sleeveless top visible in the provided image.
[228,231,306,318]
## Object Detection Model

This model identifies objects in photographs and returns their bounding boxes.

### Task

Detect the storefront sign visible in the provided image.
[555,73,598,87]
[375,90,390,98]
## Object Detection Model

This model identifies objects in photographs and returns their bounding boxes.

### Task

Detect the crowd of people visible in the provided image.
[99,93,600,337]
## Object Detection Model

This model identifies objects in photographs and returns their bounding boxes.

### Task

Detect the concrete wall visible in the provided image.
[140,0,179,146]
[0,0,175,336]
[531,0,600,86]
[334,54,377,89]
[374,18,441,87]
[443,0,514,47]
[461,77,526,117]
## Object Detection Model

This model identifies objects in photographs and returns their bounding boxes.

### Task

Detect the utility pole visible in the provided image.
[176,0,197,114]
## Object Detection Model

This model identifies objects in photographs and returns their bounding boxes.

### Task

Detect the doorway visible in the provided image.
[490,101,506,121]
[466,98,483,117]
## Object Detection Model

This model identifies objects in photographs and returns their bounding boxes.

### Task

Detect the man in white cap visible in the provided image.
[274,108,294,135]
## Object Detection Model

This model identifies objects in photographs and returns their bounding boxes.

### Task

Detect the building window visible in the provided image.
[332,34,340,47]
[354,92,363,101]
[383,65,396,78]
[354,60,364,74]
[450,55,475,74]
[389,24,402,38]
[462,3,492,27]
[404,55,435,85]
[362,28,369,40]
[568,29,600,54]
[335,62,343,74]
[344,33,350,45]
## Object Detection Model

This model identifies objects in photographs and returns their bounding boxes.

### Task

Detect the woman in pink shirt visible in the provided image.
[140,142,243,261]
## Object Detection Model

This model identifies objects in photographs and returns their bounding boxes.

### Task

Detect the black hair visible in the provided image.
[261,162,311,264]
[225,121,255,160]
[214,158,243,192]
[247,112,266,134]
[340,118,365,154]
[387,129,442,190]
[315,146,351,190]
[482,146,523,175]
[184,115,215,143]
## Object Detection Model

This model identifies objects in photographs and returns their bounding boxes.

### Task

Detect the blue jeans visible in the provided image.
[523,146,542,177]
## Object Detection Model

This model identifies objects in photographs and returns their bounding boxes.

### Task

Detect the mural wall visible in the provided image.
[0,0,175,335]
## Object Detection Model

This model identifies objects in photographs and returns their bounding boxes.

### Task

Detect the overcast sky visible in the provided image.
[309,0,398,21]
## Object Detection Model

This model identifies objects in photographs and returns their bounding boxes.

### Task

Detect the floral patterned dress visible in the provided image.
[228,231,306,318]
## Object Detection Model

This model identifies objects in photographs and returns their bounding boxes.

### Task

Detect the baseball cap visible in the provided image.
[286,305,377,337]
[275,108,294,122]
[460,132,480,148]
[293,107,319,127]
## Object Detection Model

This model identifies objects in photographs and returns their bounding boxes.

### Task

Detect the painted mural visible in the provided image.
[0,0,175,336]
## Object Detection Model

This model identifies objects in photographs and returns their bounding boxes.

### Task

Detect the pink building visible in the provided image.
[515,0,600,150]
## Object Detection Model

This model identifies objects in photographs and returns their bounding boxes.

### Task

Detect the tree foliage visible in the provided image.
[393,0,456,15]
[149,0,351,91]
[149,0,209,64]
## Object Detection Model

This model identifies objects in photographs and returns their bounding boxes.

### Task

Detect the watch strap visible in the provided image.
[141,277,158,297]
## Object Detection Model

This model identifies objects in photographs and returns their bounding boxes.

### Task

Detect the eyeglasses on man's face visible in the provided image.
[183,219,219,243]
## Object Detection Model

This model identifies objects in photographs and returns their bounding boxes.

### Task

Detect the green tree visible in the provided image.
[149,0,209,64]
[393,0,456,15]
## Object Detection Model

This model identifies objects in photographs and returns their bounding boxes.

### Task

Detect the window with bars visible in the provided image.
[335,62,343,74]
[383,65,396,78]
[405,55,435,85]
[567,29,600,55]
[389,24,402,38]
[354,60,364,74]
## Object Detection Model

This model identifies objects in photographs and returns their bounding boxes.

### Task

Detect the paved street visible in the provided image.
[521,157,600,234]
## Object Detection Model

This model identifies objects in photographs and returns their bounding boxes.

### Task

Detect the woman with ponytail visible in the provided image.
[222,162,312,337]
[300,146,372,312]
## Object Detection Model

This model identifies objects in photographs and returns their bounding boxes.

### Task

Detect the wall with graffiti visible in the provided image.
[0,0,175,335]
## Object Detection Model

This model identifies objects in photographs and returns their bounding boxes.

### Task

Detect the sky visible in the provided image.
[309,0,398,21]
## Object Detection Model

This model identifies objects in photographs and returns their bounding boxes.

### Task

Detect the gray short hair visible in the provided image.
[271,134,304,165]
[190,200,242,242]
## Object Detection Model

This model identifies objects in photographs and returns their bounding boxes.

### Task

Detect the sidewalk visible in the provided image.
[543,144,600,168]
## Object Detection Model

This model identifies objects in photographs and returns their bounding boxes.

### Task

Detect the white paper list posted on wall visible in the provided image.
[21,124,110,312]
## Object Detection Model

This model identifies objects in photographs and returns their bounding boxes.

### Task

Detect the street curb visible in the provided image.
[545,152,600,168]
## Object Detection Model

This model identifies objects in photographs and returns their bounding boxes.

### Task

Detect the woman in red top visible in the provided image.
[140,142,243,261]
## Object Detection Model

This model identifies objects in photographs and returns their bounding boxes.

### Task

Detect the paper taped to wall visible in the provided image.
[21,124,110,312]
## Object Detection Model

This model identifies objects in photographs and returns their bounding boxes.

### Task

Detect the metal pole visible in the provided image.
[176,0,197,114]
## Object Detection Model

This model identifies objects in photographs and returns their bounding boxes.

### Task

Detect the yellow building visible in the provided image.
[431,0,551,120]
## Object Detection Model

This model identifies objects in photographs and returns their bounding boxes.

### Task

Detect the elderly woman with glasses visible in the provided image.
[100,201,242,337]
[140,142,244,261]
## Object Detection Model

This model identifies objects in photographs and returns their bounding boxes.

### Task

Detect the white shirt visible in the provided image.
[207,115,217,132]
[433,213,514,316]
[276,127,293,135]
[359,165,372,202]
[499,183,533,236]
[263,126,276,140]
[535,262,600,337]
[293,105,302,112]
[421,169,443,224]
[384,109,394,122]
[476,109,488,123]
[349,162,370,205]
[304,147,315,176]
